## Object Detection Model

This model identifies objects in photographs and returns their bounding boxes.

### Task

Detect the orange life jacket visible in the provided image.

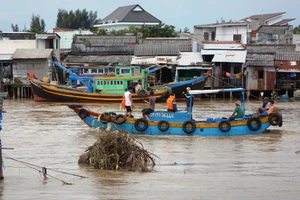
[166,96,176,110]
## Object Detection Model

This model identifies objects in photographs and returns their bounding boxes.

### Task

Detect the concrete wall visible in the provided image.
[255,27,293,45]
[216,26,247,44]
[0,40,36,54]
[194,25,247,45]
[12,58,52,85]
[293,34,300,51]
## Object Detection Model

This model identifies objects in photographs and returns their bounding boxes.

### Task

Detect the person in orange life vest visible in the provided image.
[166,93,177,112]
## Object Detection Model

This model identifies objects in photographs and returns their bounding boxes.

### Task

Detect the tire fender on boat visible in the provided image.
[134,118,148,131]
[78,108,88,119]
[68,104,83,109]
[247,117,262,131]
[109,112,117,116]
[114,114,126,125]
[218,120,231,132]
[138,89,147,97]
[100,112,111,124]
[157,120,170,132]
[268,113,282,126]
[182,121,196,134]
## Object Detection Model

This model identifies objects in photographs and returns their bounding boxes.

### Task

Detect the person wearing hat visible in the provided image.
[256,97,270,117]
[229,101,244,121]
[182,87,194,111]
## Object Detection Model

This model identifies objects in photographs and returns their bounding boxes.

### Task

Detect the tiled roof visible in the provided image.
[64,55,132,65]
[134,44,180,56]
[247,45,295,53]
[100,4,160,23]
[276,52,300,61]
[246,54,275,66]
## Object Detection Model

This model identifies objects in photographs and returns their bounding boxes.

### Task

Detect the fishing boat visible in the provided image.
[27,62,169,102]
[68,88,283,136]
[148,66,209,97]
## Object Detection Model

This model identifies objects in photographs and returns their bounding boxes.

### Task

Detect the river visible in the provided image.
[0,98,299,200]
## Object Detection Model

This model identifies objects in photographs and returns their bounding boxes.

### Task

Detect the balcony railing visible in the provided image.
[277,80,300,90]
[220,78,243,88]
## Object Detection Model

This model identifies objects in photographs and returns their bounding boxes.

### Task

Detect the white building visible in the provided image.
[194,12,295,46]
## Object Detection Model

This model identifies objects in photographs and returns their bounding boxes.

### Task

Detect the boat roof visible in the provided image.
[189,88,245,95]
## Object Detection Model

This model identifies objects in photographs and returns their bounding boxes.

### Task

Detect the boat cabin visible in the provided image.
[93,66,148,94]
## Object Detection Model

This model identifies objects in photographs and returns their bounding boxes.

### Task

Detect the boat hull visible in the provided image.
[69,106,274,137]
[29,79,169,102]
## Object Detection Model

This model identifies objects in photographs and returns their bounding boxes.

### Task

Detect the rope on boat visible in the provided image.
[2,154,88,184]
[211,75,261,100]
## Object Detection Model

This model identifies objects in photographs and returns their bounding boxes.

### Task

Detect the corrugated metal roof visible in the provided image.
[240,12,285,22]
[276,52,300,61]
[177,52,203,66]
[247,45,295,53]
[212,50,247,63]
[0,54,12,60]
[246,54,275,66]
[131,56,177,65]
[257,26,289,34]
[64,55,132,65]
[272,19,296,25]
[134,44,180,56]
[203,42,246,50]
[143,38,192,52]
[11,49,53,59]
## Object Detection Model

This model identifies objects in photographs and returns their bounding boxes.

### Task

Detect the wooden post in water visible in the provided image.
[0,97,4,179]
[0,139,3,179]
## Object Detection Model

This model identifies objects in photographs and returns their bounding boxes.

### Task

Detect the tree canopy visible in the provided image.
[294,25,300,34]
[95,23,177,38]
[56,9,98,29]
[11,24,19,32]
[29,14,45,33]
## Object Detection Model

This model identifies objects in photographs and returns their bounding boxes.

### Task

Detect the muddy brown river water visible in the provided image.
[0,98,299,200]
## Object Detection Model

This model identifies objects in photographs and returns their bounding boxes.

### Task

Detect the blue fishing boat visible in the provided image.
[68,88,283,136]
[148,66,209,97]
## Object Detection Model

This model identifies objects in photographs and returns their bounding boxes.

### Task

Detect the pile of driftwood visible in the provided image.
[79,127,157,172]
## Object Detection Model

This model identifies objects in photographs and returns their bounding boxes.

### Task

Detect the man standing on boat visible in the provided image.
[182,87,194,111]
[229,101,244,121]
[166,93,177,112]
[142,91,156,120]
[124,87,133,117]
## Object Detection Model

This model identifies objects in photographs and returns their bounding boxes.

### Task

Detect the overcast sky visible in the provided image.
[0,0,299,32]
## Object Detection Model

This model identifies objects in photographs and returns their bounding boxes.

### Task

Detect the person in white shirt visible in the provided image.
[123,87,133,117]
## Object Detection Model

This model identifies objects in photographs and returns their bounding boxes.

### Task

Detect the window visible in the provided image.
[233,34,241,42]
[258,71,264,79]
[91,69,97,73]
[211,32,216,41]
[121,68,131,74]
[204,32,209,40]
